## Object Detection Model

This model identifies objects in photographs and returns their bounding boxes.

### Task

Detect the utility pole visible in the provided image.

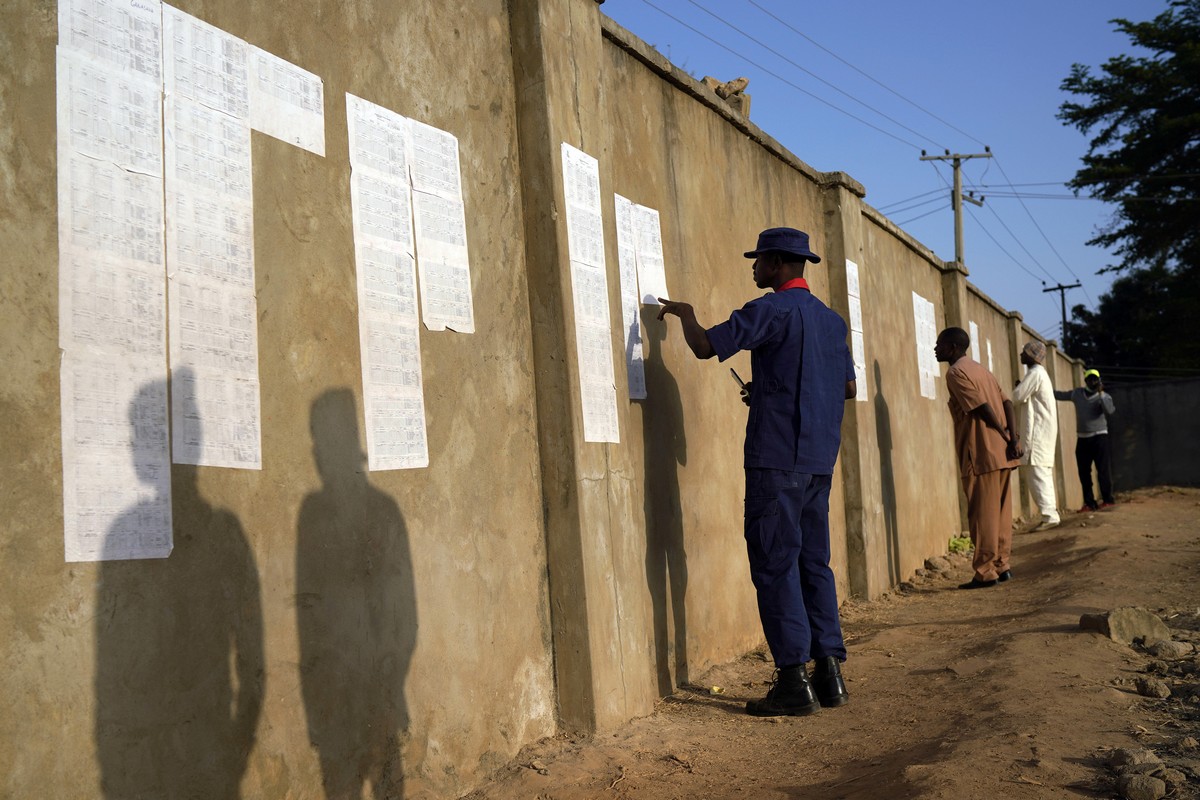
[919,148,992,268]
[1042,282,1082,351]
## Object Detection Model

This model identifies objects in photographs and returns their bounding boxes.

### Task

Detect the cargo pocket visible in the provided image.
[744,495,781,567]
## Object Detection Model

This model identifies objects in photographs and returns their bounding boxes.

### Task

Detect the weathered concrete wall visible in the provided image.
[600,23,846,698]
[1049,346,1087,511]
[1,0,1094,796]
[852,212,962,595]
[2,1,555,797]
[964,284,1026,517]
[1109,379,1200,489]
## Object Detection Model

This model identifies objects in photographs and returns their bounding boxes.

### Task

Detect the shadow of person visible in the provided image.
[874,361,901,585]
[95,370,264,799]
[640,308,689,694]
[297,389,416,799]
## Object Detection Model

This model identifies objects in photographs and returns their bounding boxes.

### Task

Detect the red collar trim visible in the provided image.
[776,277,810,292]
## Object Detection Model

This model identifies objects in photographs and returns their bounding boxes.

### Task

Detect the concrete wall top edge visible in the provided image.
[964,278,1016,321]
[599,12,854,195]
[861,205,944,270]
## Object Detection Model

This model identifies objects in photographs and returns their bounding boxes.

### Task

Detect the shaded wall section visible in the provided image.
[1109,378,1200,489]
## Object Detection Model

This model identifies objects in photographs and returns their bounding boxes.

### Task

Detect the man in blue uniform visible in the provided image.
[657,227,856,717]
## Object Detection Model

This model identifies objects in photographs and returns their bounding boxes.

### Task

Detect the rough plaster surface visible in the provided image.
[2,1,554,797]
[1,0,1090,796]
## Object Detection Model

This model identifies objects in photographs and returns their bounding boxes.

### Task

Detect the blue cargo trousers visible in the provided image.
[744,468,846,667]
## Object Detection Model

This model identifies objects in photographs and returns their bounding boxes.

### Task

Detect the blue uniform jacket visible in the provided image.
[706,287,855,474]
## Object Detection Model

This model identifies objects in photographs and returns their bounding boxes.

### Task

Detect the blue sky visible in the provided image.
[600,0,1156,341]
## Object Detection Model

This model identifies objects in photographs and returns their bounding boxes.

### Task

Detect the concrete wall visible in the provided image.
[1108,378,1200,489]
[3,1,555,797]
[1047,346,1087,512]
[0,0,1093,796]
[843,211,962,596]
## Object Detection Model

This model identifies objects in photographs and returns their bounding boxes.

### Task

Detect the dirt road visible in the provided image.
[464,487,1200,799]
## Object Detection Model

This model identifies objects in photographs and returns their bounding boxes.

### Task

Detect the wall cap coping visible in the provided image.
[600,14,845,192]
[859,203,944,269]
[817,171,867,197]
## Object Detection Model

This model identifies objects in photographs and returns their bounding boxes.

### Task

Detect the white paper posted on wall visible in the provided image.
[845,260,867,402]
[56,0,171,561]
[163,6,261,469]
[913,291,938,400]
[410,118,475,333]
[346,93,430,470]
[56,0,328,558]
[613,196,646,400]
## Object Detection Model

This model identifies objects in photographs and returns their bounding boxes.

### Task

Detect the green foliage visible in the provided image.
[1058,0,1200,272]
[1064,263,1200,371]
[947,536,972,555]
[1058,1,1200,374]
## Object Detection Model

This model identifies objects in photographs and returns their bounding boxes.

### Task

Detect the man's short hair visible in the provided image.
[939,327,970,351]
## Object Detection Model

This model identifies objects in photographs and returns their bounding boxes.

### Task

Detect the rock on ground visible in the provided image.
[1079,607,1171,644]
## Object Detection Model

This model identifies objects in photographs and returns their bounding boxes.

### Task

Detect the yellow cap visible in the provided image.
[1084,369,1100,379]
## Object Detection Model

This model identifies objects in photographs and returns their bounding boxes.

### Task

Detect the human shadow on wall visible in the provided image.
[95,370,264,799]
[297,389,417,799]
[640,310,689,695]
[874,361,901,585]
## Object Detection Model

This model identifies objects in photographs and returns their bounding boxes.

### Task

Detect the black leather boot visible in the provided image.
[811,656,850,708]
[746,666,821,717]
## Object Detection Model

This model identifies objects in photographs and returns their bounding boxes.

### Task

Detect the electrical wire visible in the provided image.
[876,187,947,211]
[681,0,948,150]
[895,203,950,226]
[628,0,1102,324]
[982,202,1057,282]
[635,0,927,149]
[962,206,1050,284]
[883,194,949,217]
[991,155,1091,301]
[745,0,989,148]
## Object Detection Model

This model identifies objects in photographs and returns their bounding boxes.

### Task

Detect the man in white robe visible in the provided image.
[1012,340,1060,530]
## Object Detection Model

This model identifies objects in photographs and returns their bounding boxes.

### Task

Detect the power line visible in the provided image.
[961,208,1049,284]
[680,0,948,150]
[895,203,950,226]
[745,0,988,148]
[980,203,1058,282]
[627,1,1098,318]
[884,194,948,217]
[991,155,1091,302]
[877,187,946,211]
[636,0,927,149]
[924,158,1053,285]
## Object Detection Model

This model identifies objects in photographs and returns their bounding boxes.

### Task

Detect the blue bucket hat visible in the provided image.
[743,227,821,263]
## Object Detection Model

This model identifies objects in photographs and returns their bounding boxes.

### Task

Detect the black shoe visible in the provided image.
[997,570,1012,583]
[811,656,849,708]
[958,577,997,590]
[746,666,820,717]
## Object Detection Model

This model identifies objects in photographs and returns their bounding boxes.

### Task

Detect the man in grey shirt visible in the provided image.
[1055,368,1116,511]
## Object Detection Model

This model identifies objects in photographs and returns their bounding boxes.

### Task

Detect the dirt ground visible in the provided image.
[464,487,1200,799]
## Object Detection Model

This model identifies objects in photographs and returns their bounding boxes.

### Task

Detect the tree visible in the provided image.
[1059,0,1200,271]
[1063,264,1200,373]
[1057,0,1200,377]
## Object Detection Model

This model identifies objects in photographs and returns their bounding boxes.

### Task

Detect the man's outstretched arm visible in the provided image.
[657,298,715,359]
